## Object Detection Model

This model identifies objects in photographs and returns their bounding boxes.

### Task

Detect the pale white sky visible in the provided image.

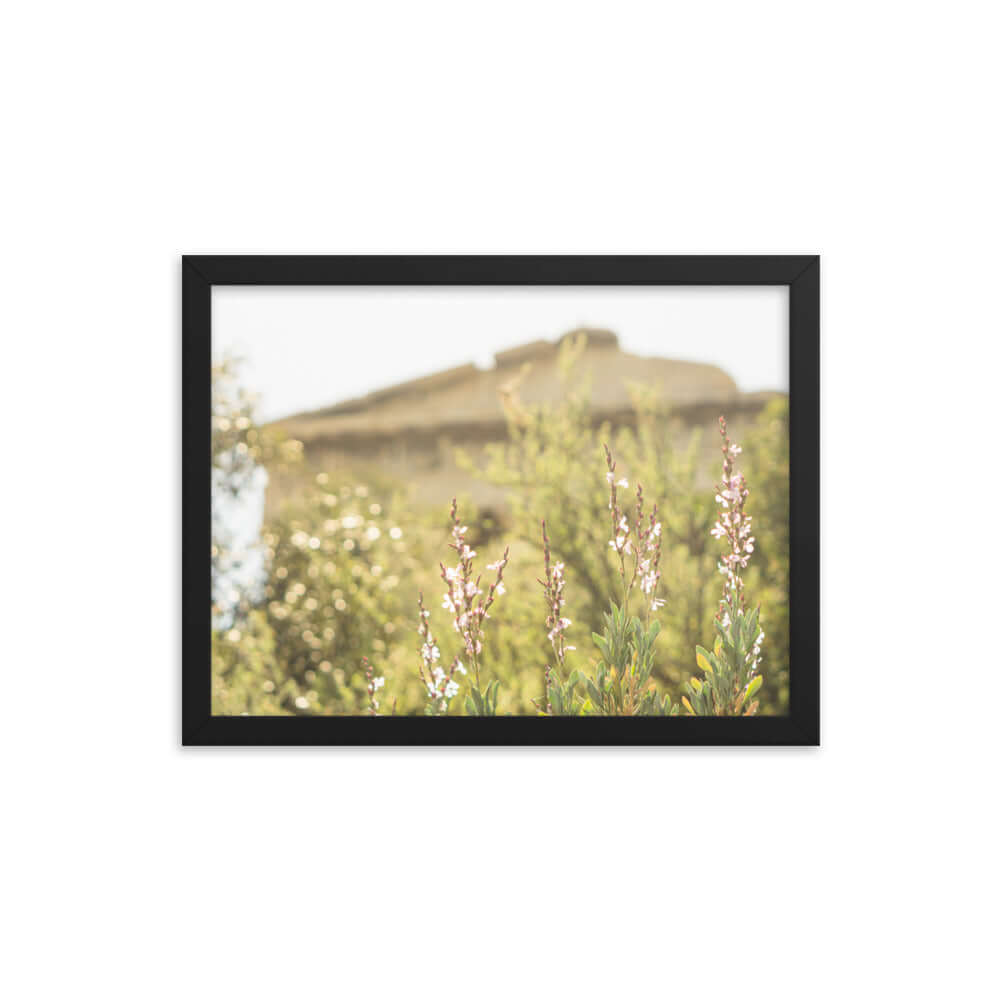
[213,286,788,422]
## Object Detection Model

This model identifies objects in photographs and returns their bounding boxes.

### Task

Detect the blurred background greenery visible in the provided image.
[211,345,789,716]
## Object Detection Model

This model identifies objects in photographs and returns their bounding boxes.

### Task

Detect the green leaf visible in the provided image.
[585,678,603,709]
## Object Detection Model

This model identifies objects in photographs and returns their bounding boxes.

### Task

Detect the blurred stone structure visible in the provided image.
[264,329,782,515]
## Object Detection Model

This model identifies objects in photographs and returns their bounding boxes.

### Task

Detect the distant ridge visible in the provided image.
[264,329,782,512]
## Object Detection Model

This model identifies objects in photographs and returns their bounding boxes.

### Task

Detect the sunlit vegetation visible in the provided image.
[212,343,789,716]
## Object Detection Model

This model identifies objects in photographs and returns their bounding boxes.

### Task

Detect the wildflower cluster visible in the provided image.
[540,521,573,661]
[439,499,509,694]
[603,444,665,615]
[416,592,463,714]
[362,655,386,716]
[537,520,578,713]
[711,416,755,613]
[748,627,765,674]
[635,482,664,609]
[533,449,675,716]
[604,445,632,559]
[684,418,765,715]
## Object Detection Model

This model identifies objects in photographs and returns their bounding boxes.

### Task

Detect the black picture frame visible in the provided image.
[184,255,819,746]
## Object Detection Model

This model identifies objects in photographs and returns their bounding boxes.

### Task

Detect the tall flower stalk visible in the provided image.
[363,655,385,716]
[541,521,571,669]
[603,444,664,618]
[419,499,509,715]
[536,448,674,716]
[711,416,754,615]
[538,520,575,713]
[416,592,463,715]
[684,417,765,715]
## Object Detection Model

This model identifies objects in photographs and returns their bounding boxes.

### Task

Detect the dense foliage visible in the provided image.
[212,344,789,716]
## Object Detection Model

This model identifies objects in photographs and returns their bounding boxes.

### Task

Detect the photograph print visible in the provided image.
[188,255,819,744]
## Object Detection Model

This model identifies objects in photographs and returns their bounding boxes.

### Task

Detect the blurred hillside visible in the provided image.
[265,328,783,515]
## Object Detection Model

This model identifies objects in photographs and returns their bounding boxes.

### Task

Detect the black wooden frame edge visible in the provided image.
[182,260,213,745]
[183,254,814,287]
[787,258,820,745]
[182,254,819,747]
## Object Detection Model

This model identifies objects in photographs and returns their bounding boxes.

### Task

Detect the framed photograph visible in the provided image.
[184,255,819,746]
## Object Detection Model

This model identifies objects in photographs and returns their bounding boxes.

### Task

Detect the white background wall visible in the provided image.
[4,3,996,998]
